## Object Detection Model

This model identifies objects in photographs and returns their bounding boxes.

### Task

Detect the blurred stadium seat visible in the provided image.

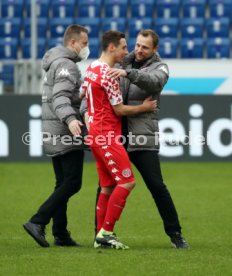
[127,38,136,52]
[182,0,206,18]
[0,65,14,86]
[74,17,101,38]
[181,18,205,38]
[207,38,231,58]
[104,0,128,17]
[26,0,50,17]
[130,0,155,18]
[102,17,127,32]
[51,0,76,18]
[1,0,24,18]
[128,18,153,38]
[206,17,230,38]
[88,38,100,58]
[181,38,205,58]
[21,38,47,59]
[24,18,48,38]
[209,0,232,18]
[0,18,21,39]
[156,0,181,18]
[77,0,102,17]
[49,17,74,38]
[159,38,178,58]
[0,38,18,59]
[154,18,179,38]
[48,37,64,49]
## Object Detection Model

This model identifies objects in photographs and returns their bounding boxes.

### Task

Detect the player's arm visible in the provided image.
[112,97,157,117]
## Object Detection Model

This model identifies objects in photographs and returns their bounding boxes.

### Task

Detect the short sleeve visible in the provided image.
[101,66,123,106]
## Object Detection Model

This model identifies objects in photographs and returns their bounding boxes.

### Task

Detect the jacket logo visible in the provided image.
[58,68,70,77]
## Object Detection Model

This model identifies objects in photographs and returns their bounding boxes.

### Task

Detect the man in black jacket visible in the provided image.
[105,29,189,249]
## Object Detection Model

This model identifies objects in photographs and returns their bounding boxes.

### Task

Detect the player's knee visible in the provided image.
[120,181,136,191]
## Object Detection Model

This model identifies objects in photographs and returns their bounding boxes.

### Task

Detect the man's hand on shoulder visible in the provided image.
[68,119,83,136]
[107,68,127,78]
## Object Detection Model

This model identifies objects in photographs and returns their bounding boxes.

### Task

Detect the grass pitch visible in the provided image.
[0,162,232,276]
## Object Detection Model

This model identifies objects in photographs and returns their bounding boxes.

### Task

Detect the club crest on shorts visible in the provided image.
[122,168,132,178]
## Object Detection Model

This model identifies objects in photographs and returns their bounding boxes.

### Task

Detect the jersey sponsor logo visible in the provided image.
[58,68,70,77]
[122,168,132,178]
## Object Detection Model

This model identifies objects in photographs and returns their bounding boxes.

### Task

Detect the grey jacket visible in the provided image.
[42,45,86,157]
[121,51,169,152]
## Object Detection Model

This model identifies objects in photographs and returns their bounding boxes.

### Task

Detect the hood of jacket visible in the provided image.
[42,45,81,72]
[122,51,161,68]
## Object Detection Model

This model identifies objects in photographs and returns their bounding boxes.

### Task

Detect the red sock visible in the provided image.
[96,192,110,234]
[102,186,130,232]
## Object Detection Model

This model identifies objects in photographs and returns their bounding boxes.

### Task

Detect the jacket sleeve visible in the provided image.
[52,61,80,125]
[80,96,88,116]
[126,63,169,95]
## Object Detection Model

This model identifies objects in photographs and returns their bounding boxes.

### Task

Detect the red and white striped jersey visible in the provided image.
[82,60,123,147]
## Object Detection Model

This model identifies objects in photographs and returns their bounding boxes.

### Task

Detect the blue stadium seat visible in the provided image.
[156,0,181,18]
[77,0,102,17]
[130,0,155,18]
[154,18,179,38]
[182,0,206,18]
[207,38,231,58]
[159,38,178,58]
[48,37,64,49]
[49,18,74,38]
[0,18,21,39]
[181,18,205,38]
[104,0,128,18]
[180,38,204,58]
[0,65,14,86]
[102,18,126,32]
[74,18,100,38]
[127,38,136,52]
[1,0,24,17]
[24,18,48,38]
[26,0,50,17]
[209,0,232,18]
[207,18,230,38]
[128,18,153,38]
[21,38,47,59]
[51,0,76,18]
[0,38,18,59]
[88,38,100,58]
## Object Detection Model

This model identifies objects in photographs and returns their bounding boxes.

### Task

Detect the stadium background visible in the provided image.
[1,1,232,275]
[0,0,232,161]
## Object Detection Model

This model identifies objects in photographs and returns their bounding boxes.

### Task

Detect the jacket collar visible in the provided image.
[122,51,161,69]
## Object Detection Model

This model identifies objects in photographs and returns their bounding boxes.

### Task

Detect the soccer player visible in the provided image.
[81,31,156,249]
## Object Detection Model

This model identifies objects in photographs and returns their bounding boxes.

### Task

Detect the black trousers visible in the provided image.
[30,150,84,236]
[95,151,181,236]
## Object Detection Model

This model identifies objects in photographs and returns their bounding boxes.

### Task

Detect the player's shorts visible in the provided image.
[91,143,135,187]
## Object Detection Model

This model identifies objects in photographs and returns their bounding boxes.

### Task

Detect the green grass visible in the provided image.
[0,162,232,276]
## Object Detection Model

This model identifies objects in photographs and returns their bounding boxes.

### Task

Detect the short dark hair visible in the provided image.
[137,29,159,48]
[63,24,88,46]
[102,31,125,51]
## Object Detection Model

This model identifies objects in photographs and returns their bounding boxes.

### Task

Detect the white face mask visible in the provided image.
[77,44,90,60]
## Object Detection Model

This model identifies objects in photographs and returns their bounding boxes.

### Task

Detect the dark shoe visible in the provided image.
[23,221,49,247]
[170,232,189,249]
[54,231,80,247]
